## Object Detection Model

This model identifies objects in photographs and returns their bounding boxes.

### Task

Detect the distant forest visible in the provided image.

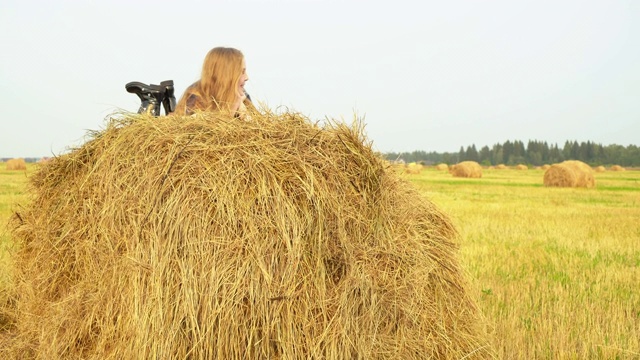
[4,140,639,168]
[383,140,640,167]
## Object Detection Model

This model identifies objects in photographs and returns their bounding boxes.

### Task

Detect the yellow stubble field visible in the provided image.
[408,166,639,359]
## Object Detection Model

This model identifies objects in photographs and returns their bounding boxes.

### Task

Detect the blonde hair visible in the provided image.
[175,47,247,115]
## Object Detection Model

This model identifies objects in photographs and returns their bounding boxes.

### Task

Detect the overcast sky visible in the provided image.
[1,0,638,158]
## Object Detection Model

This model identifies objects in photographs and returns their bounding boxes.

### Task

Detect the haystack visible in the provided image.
[543,160,595,188]
[5,158,26,171]
[1,110,491,359]
[449,161,482,178]
[515,164,528,170]
[495,164,507,170]
[404,162,423,174]
[594,165,606,173]
[435,163,448,171]
[610,165,626,171]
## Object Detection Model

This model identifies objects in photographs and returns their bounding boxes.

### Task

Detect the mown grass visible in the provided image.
[0,165,32,290]
[1,163,638,358]
[407,167,639,359]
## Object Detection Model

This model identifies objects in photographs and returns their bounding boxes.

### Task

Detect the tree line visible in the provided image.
[384,140,640,167]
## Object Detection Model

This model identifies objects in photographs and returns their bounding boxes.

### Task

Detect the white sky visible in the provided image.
[1,0,638,158]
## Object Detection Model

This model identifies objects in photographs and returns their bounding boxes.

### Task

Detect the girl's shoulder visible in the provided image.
[186,93,200,108]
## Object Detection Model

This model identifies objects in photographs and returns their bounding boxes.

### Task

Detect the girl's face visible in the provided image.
[237,58,249,96]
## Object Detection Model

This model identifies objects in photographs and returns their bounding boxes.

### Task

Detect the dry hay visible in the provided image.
[541,164,551,170]
[390,162,405,173]
[5,158,26,171]
[495,164,507,170]
[515,164,528,170]
[404,162,423,175]
[1,110,491,359]
[610,165,626,171]
[449,161,482,178]
[435,163,448,171]
[594,165,606,173]
[543,160,596,188]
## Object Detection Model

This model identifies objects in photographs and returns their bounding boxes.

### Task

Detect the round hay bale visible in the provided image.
[449,161,482,178]
[2,111,491,359]
[515,164,528,170]
[594,165,606,173]
[5,158,26,171]
[404,162,423,174]
[541,164,551,170]
[543,160,595,188]
[610,165,626,171]
[435,163,448,171]
[495,164,507,170]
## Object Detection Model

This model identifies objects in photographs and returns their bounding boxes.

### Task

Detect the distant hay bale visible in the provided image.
[435,163,448,171]
[515,164,528,170]
[610,165,626,171]
[2,110,491,359]
[449,161,482,178]
[543,160,595,188]
[541,164,551,170]
[594,166,606,173]
[5,158,26,171]
[495,164,507,170]
[404,162,423,174]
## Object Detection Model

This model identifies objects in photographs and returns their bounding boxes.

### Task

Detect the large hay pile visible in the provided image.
[1,110,491,359]
[449,161,482,178]
[435,163,448,171]
[543,160,595,188]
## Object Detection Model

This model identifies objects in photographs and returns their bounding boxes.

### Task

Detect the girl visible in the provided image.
[174,47,253,116]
